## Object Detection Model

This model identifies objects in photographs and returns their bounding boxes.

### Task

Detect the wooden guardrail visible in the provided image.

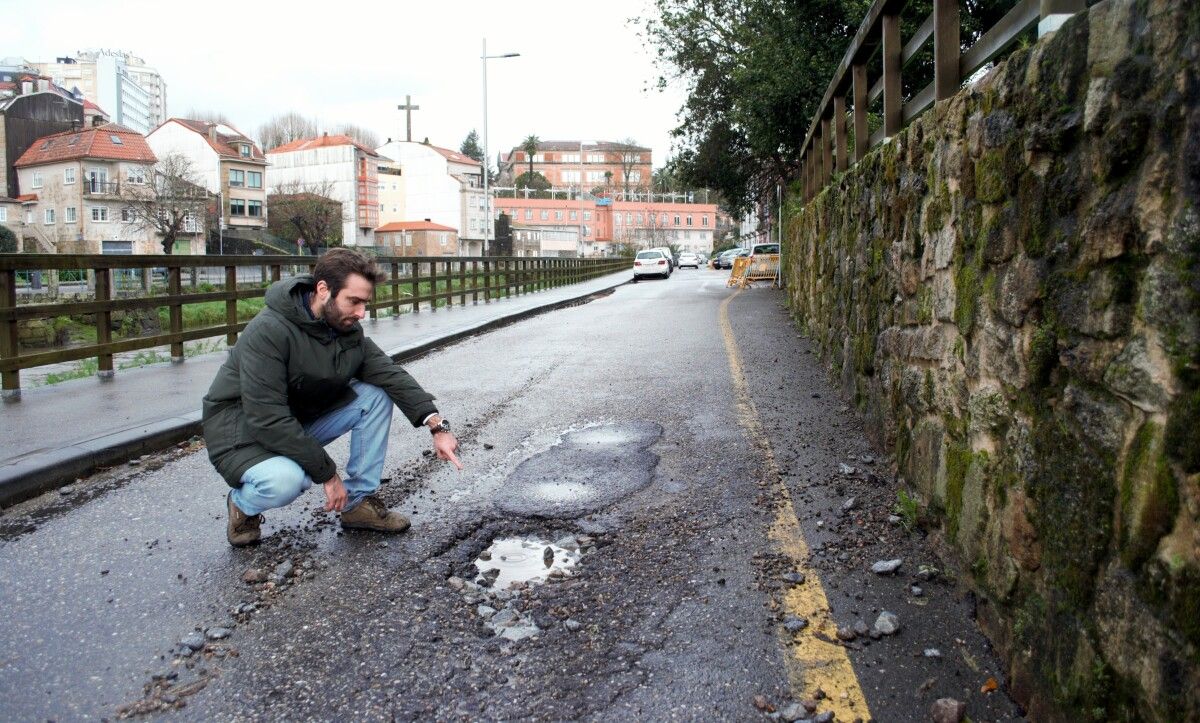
[0,253,628,397]
[798,0,1085,202]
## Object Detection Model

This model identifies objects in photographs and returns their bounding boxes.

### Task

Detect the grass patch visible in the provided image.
[894,489,920,531]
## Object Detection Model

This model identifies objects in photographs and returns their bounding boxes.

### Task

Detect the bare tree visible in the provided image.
[121,153,209,254]
[258,112,319,151]
[615,138,645,197]
[333,123,380,150]
[268,179,344,255]
[186,108,233,125]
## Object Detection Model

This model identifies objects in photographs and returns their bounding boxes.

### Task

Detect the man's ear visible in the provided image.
[314,279,329,300]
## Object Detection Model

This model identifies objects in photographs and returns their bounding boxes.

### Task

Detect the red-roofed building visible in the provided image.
[375,220,458,256]
[10,124,202,254]
[267,133,383,247]
[498,140,652,195]
[146,118,269,233]
[0,65,87,199]
[375,140,486,254]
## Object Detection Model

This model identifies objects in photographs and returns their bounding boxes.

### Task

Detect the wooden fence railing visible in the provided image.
[799,0,1086,202]
[0,253,628,397]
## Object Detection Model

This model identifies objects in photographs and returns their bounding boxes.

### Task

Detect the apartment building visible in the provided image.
[12,124,202,254]
[498,140,652,192]
[493,197,718,256]
[376,158,406,226]
[376,140,485,255]
[34,50,166,132]
[147,118,268,232]
[267,134,381,246]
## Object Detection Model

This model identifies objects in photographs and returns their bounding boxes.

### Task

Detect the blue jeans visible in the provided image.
[231,380,393,516]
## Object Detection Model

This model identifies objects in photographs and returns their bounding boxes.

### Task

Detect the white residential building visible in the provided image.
[146,118,269,232]
[12,124,202,254]
[266,134,382,247]
[375,140,485,255]
[34,51,164,132]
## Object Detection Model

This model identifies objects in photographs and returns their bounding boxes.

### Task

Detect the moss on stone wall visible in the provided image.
[780,0,1198,717]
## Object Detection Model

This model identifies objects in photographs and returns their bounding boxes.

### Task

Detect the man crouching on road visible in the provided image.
[202,248,462,547]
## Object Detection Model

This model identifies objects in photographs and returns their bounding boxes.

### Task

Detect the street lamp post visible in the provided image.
[481,39,519,256]
[578,139,596,257]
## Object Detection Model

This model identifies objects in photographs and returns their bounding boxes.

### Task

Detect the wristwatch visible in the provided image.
[430,418,451,435]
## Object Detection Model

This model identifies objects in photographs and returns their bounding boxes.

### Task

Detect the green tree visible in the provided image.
[0,224,16,253]
[460,129,484,163]
[515,171,551,197]
[521,134,540,178]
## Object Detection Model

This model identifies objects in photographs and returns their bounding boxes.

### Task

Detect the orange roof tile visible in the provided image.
[268,134,382,158]
[429,145,481,167]
[16,193,38,202]
[157,118,266,162]
[376,221,457,233]
[14,125,156,167]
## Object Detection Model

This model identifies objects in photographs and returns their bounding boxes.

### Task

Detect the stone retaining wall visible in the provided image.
[782,0,1198,718]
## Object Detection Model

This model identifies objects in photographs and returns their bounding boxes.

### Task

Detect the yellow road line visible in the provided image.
[719,291,872,721]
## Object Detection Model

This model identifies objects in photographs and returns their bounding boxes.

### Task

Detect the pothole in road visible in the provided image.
[473,536,581,590]
[495,421,663,518]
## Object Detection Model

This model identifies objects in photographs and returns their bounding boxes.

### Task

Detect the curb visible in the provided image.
[0,278,626,509]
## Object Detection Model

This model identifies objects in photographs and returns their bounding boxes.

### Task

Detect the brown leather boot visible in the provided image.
[340,495,410,533]
[226,491,263,547]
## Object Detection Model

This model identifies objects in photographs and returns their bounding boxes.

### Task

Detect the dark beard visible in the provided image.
[323,296,356,331]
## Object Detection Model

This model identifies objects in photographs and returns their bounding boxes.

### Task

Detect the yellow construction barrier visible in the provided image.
[727,253,780,288]
[744,253,781,285]
[727,256,750,287]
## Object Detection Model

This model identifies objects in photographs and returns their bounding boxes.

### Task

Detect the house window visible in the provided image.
[109,134,123,145]
[626,213,632,224]
[524,209,533,220]
[240,144,251,158]
[614,214,621,225]
[44,209,55,224]
[91,206,109,222]
[686,215,693,226]
[230,199,245,216]
[121,207,132,222]
[636,214,643,225]
[65,207,77,223]
[674,215,680,225]
[128,166,146,184]
[570,210,577,221]
[629,171,642,182]
[554,210,563,220]
[184,214,199,233]
[248,200,263,217]
[0,207,6,222]
[540,210,548,220]
[561,153,579,163]
[586,153,604,163]
[532,154,545,163]
[440,233,448,246]
[247,171,262,188]
[583,211,592,221]
[228,169,244,187]
[31,171,43,188]
[404,234,412,247]
[702,216,709,226]
[64,167,76,184]
[25,209,32,224]
[660,213,667,225]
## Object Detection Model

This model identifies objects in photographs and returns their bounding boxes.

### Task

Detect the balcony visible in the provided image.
[83,180,120,196]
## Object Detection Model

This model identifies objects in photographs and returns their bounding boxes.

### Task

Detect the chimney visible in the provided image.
[424,218,431,222]
[20,79,32,95]
[208,125,216,141]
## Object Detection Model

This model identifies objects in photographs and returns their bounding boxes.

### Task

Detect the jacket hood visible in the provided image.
[265,274,361,342]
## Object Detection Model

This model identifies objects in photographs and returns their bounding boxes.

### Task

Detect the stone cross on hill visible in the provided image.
[398,95,420,142]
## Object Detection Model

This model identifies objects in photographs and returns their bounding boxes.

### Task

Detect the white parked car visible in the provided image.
[632,250,671,280]
[677,252,701,268]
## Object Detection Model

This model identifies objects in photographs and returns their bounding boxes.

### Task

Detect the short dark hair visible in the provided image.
[313,248,385,297]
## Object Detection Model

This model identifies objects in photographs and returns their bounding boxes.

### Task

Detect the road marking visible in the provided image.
[719,291,872,721]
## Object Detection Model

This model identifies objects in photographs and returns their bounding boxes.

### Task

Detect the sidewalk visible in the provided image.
[0,271,629,506]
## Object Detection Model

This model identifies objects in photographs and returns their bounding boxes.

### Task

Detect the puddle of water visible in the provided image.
[474,537,580,590]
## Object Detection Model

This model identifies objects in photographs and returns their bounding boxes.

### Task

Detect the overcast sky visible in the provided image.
[4,0,689,170]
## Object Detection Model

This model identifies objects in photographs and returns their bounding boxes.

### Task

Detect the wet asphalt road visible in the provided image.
[0,268,1024,722]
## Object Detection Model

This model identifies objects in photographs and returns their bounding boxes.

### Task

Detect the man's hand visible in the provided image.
[433,432,463,470]
[323,473,348,511]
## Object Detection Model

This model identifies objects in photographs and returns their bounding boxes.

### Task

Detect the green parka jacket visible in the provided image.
[201,274,438,487]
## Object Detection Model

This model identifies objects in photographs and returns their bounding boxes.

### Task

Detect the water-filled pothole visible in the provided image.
[474,537,580,590]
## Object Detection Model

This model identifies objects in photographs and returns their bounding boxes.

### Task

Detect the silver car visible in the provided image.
[677,252,701,268]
